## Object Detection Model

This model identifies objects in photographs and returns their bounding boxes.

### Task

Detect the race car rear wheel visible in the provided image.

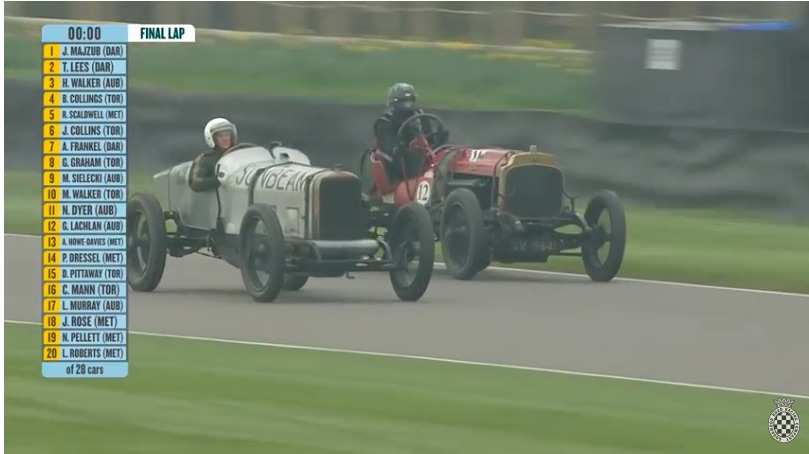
[126,193,167,292]
[239,203,286,302]
[388,202,435,302]
[581,190,626,282]
[282,274,309,291]
[440,188,488,280]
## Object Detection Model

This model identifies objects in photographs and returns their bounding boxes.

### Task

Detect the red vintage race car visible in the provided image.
[358,113,626,281]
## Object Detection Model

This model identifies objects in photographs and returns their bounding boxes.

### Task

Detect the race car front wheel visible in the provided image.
[239,203,286,302]
[581,190,626,282]
[388,202,435,302]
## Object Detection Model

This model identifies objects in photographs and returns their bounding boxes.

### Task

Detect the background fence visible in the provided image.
[5,1,807,49]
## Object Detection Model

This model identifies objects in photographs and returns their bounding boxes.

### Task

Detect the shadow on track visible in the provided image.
[437,267,589,285]
[143,287,449,305]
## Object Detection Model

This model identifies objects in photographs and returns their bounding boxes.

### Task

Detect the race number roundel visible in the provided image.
[416,181,431,204]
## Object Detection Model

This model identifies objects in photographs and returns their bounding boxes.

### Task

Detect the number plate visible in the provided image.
[508,236,558,253]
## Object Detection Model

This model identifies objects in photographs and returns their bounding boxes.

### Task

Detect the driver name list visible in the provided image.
[41,24,131,379]
[41,24,197,378]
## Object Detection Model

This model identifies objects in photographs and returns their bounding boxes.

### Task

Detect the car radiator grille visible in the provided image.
[317,175,365,240]
[502,165,564,219]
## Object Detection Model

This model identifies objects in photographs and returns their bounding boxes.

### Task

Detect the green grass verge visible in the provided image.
[6,322,808,453]
[5,19,591,111]
[6,171,809,293]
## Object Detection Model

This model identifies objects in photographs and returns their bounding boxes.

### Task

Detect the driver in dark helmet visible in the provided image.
[189,117,237,192]
[373,83,437,182]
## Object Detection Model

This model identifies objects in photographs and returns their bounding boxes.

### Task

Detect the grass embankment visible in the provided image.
[7,323,807,454]
[6,171,809,293]
[4,19,591,111]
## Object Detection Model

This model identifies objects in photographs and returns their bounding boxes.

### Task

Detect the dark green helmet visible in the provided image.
[387,83,418,114]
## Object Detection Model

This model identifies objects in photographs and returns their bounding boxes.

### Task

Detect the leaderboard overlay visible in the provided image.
[41,24,194,378]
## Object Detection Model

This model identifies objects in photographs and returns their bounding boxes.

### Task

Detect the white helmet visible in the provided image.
[204,117,237,149]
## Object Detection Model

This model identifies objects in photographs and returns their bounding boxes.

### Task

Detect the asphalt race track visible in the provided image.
[5,234,809,396]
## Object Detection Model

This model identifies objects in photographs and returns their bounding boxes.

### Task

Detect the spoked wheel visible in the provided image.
[581,190,627,282]
[440,188,488,280]
[387,202,435,301]
[126,193,167,292]
[282,274,309,291]
[238,204,286,302]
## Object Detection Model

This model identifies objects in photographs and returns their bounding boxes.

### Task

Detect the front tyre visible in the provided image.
[388,202,435,301]
[126,193,167,292]
[473,254,492,275]
[581,190,626,282]
[440,188,488,280]
[282,274,309,291]
[239,204,286,302]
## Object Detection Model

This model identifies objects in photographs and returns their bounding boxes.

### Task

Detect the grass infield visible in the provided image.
[6,322,808,453]
[5,171,809,294]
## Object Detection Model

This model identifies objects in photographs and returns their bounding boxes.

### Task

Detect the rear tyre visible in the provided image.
[126,193,168,292]
[239,204,286,302]
[440,188,487,280]
[282,274,309,291]
[388,202,435,301]
[581,190,626,282]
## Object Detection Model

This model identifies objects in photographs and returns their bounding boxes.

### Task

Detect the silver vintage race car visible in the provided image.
[126,142,435,302]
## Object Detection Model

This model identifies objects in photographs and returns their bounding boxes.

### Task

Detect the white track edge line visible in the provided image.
[6,320,808,401]
[5,233,807,298]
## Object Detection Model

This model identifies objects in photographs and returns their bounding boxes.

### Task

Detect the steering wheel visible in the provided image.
[396,113,448,155]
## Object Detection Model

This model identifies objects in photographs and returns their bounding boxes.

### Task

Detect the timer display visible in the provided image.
[66,26,102,41]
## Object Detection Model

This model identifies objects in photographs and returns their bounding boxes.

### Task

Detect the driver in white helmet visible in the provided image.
[189,118,237,192]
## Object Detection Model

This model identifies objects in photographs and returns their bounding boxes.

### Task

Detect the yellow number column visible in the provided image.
[42,43,62,366]
[41,286,61,363]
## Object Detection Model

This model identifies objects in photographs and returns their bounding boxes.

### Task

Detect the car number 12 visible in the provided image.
[416,181,431,204]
